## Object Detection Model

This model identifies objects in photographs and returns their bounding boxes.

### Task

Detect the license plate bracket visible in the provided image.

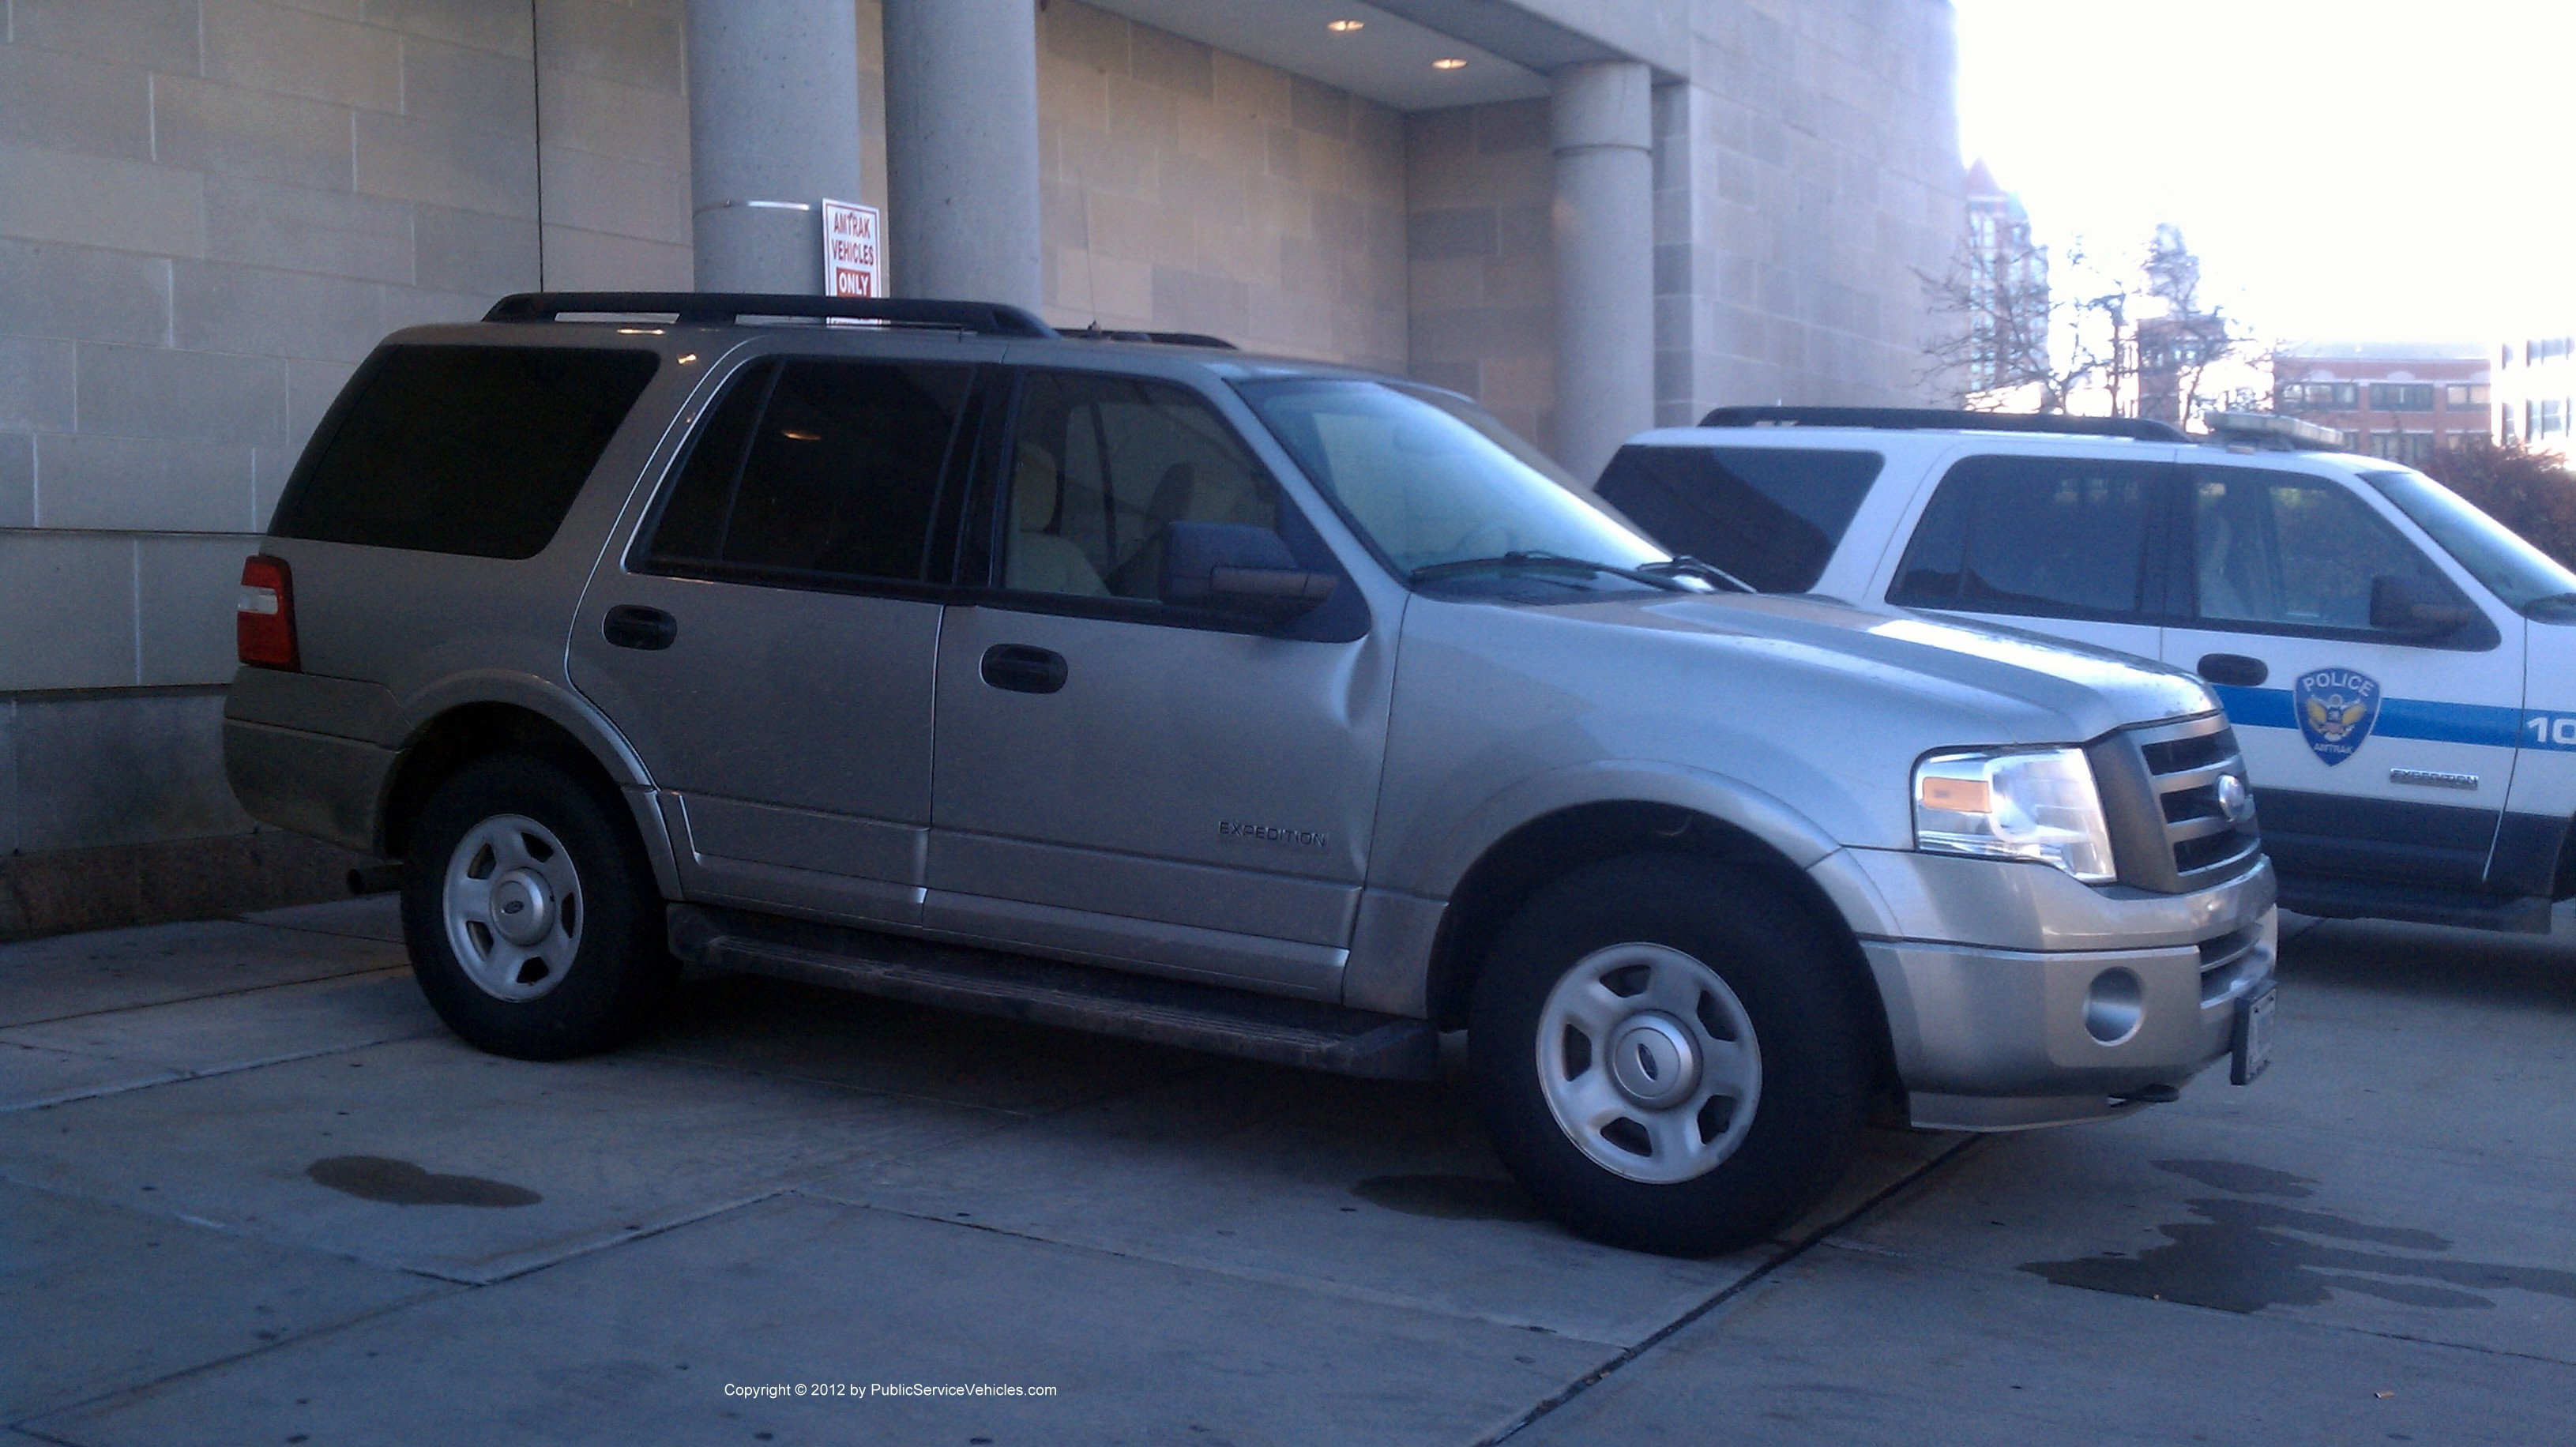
[2230,985,2276,1085]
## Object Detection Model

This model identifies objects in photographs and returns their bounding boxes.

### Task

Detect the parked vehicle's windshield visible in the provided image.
[1237,378,1667,581]
[2360,467,2576,616]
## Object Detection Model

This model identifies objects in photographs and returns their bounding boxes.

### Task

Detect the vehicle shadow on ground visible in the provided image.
[2278,911,2576,1011]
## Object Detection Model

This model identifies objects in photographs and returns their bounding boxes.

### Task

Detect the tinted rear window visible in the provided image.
[639,357,974,587]
[1594,445,1882,592]
[270,344,659,558]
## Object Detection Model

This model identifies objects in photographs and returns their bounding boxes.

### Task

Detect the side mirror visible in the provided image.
[2369,575,2476,637]
[1159,521,1338,622]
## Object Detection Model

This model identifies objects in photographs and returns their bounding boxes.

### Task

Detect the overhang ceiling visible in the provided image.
[1077,0,1576,111]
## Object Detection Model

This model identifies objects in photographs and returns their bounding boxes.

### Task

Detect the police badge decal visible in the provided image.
[2293,667,2381,766]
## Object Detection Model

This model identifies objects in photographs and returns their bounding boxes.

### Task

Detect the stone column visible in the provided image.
[685,0,867,293]
[1550,60,1656,485]
[881,0,1043,309]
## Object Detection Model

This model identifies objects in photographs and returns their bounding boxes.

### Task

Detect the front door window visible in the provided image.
[2188,471,2469,637]
[998,371,1279,603]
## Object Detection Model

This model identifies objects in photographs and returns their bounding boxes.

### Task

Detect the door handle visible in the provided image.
[604,604,677,651]
[981,644,1067,694]
[2197,653,2268,688]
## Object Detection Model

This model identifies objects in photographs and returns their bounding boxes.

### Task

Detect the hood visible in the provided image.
[1558,590,2216,742]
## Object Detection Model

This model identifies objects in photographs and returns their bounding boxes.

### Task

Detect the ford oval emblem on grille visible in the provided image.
[2215,773,2252,822]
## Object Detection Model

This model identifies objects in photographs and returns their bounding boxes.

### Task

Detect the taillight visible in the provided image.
[238,554,299,671]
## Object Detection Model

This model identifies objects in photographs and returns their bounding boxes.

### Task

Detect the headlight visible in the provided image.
[1913,747,2115,883]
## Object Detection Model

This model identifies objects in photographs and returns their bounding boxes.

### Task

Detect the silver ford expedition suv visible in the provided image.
[224,293,2277,1255]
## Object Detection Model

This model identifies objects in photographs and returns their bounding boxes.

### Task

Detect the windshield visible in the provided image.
[1236,378,1666,581]
[2359,467,2576,615]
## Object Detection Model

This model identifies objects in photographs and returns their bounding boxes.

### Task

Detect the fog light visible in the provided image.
[2083,968,2143,1045]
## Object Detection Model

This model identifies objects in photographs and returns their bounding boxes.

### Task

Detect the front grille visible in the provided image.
[2132,715,2261,887]
[2088,712,2262,893]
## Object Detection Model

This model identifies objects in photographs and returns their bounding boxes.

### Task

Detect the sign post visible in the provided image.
[821,198,884,297]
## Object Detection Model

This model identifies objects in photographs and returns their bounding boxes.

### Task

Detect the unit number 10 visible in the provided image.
[2527,715,2576,747]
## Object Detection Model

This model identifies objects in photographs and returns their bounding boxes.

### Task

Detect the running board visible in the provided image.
[666,904,1441,1080]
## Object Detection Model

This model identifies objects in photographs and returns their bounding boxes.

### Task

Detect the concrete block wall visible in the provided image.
[1031,0,1408,371]
[1657,0,1964,422]
[1402,100,1556,457]
[0,0,690,867]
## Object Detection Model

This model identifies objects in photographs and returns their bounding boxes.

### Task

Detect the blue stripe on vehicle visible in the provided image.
[2207,684,2533,750]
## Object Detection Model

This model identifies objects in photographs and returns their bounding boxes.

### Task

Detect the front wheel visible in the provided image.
[401,754,672,1060]
[1470,855,1871,1256]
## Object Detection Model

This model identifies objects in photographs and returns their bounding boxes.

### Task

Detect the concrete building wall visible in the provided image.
[1032,1,1408,371]
[1657,0,1962,423]
[1399,2,1962,450]
[0,0,690,876]
[1403,101,1556,453]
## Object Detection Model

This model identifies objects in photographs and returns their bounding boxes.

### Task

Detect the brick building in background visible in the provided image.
[2272,342,2490,464]
[0,0,1962,935]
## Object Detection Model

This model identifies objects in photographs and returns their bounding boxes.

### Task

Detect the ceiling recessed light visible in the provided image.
[1431,57,1468,70]
[1326,18,1363,32]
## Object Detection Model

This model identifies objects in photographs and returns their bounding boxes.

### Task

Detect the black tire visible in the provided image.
[401,753,672,1061]
[1469,854,1871,1256]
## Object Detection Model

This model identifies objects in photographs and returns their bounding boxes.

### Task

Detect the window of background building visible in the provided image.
[2443,383,2489,408]
[2278,381,2356,412]
[2540,400,2570,440]
[2368,383,2436,412]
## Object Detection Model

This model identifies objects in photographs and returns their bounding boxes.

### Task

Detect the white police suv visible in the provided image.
[1599,408,2576,933]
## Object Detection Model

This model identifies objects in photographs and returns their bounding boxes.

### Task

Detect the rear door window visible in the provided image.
[638,357,975,588]
[270,344,658,558]
[1594,445,1882,592]
[1890,455,2165,621]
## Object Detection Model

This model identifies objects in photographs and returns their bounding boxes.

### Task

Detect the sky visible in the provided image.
[1954,0,2576,351]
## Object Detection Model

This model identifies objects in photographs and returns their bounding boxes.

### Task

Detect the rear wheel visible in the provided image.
[401,754,671,1060]
[1470,855,1870,1256]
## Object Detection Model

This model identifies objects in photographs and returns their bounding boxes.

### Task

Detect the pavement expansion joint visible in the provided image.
[809,1190,1643,1347]
[1477,1133,1988,1446]
[0,963,412,1033]
[0,1028,431,1115]
[9,1285,463,1439]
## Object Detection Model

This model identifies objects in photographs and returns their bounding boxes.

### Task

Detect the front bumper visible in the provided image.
[1829,850,2277,1130]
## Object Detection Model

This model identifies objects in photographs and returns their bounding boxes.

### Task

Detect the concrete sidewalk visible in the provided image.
[4,900,2572,1444]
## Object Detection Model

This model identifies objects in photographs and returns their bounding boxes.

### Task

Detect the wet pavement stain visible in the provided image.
[1350,1174,1546,1222]
[2021,1159,2576,1314]
[2150,1158,2318,1197]
[306,1156,542,1208]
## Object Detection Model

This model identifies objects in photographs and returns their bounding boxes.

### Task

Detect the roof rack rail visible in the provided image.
[482,291,1058,338]
[1696,405,2190,443]
[1070,322,1237,350]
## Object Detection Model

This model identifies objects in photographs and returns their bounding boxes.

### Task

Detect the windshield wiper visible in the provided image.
[1408,551,1689,592]
[1639,554,1756,593]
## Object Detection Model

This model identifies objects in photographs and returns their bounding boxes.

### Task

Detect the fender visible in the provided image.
[1342,760,1864,1017]
[383,669,684,897]
[389,668,654,785]
[1393,757,1848,902]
